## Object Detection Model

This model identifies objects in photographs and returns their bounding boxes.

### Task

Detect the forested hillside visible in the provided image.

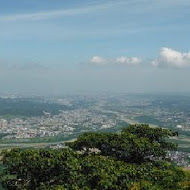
[0,98,69,118]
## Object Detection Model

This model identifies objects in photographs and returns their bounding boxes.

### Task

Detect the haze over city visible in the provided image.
[1,2,190,189]
[0,0,190,95]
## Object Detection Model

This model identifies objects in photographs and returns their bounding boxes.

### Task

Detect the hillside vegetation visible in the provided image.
[0,124,190,189]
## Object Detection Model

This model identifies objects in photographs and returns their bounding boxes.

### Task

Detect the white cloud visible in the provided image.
[116,56,141,65]
[0,1,128,22]
[152,47,190,68]
[0,8,90,22]
[1,0,189,23]
[90,56,107,65]
[90,55,142,66]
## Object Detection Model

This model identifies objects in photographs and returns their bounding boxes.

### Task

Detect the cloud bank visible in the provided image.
[90,56,107,65]
[90,48,190,69]
[152,47,190,68]
[90,56,142,66]
[116,56,141,65]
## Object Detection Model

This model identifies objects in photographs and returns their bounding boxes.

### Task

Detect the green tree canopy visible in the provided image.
[0,124,189,190]
[67,124,177,163]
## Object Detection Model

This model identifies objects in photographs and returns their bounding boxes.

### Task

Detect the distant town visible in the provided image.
[0,109,116,139]
[0,93,190,167]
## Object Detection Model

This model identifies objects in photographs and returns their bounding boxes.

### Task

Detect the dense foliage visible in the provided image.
[68,124,178,163]
[0,124,189,189]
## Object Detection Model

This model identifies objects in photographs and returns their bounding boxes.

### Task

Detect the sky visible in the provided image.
[0,0,190,96]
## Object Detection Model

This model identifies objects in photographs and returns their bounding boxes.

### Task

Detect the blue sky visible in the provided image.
[0,0,190,95]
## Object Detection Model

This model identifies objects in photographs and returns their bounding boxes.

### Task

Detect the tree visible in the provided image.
[0,124,189,190]
[67,124,177,163]
[1,148,81,189]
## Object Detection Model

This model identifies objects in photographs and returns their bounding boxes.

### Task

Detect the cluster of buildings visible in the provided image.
[0,109,116,139]
[167,151,190,168]
[153,108,190,129]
